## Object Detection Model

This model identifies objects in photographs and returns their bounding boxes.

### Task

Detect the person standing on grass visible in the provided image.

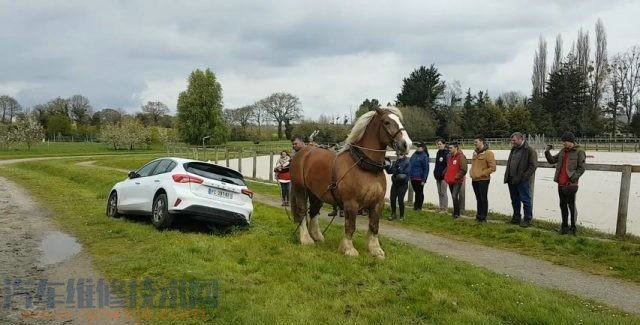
[433,139,449,211]
[470,136,496,222]
[504,132,537,228]
[545,132,586,235]
[274,150,291,206]
[444,142,467,219]
[384,153,410,220]
[409,142,429,211]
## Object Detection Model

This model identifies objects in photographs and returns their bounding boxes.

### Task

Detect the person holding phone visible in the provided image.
[544,132,586,235]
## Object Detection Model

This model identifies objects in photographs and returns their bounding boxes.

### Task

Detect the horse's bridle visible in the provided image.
[380,113,405,147]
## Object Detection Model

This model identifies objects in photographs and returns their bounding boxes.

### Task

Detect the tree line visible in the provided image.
[356,19,640,141]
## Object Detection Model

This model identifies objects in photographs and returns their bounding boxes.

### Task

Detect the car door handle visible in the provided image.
[135,181,141,185]
[154,180,160,183]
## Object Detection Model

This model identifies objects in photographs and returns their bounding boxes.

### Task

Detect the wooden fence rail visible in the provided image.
[166,145,639,237]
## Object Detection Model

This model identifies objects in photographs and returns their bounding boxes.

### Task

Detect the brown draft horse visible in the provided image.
[289,107,412,259]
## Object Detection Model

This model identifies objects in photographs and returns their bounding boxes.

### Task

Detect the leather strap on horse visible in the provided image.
[349,144,385,173]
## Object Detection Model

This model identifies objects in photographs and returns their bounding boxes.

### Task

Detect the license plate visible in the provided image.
[208,187,233,199]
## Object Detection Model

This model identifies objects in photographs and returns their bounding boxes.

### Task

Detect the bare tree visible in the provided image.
[251,101,266,137]
[0,95,21,124]
[68,94,92,125]
[228,105,255,128]
[611,46,640,129]
[591,19,608,112]
[551,34,563,73]
[576,28,590,78]
[141,101,169,125]
[257,92,302,140]
[531,36,547,97]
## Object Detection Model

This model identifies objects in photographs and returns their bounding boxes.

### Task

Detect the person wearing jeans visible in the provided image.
[444,142,467,219]
[433,140,449,210]
[384,153,410,220]
[504,132,538,228]
[274,150,291,206]
[470,136,496,222]
[545,132,586,235]
[409,143,429,211]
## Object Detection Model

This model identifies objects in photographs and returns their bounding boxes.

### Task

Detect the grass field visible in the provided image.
[0,141,168,160]
[88,155,640,285]
[1,159,638,323]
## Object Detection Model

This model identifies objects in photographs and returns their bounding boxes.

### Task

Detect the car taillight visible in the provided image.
[172,174,203,184]
[241,188,254,199]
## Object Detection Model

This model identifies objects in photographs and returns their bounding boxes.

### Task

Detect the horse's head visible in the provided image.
[375,107,412,155]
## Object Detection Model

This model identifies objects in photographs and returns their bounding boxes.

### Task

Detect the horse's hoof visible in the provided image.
[300,234,315,246]
[370,249,386,260]
[310,232,325,242]
[342,248,359,257]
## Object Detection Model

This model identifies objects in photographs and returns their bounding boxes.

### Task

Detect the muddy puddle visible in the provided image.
[39,231,81,265]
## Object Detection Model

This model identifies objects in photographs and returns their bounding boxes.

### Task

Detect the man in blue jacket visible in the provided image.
[409,143,429,211]
[433,139,449,210]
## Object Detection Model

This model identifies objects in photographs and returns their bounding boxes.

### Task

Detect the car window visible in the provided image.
[183,162,245,186]
[166,161,177,173]
[137,160,161,177]
[152,159,172,175]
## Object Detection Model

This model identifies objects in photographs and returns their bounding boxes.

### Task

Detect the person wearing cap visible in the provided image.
[384,152,411,220]
[504,132,538,228]
[409,142,430,211]
[545,132,586,235]
[470,135,497,222]
[444,142,467,219]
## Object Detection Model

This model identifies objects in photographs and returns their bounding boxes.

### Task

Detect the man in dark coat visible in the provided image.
[504,132,537,228]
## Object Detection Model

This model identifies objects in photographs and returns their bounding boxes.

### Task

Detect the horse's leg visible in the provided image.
[307,193,325,242]
[292,186,314,245]
[367,201,385,259]
[338,204,359,257]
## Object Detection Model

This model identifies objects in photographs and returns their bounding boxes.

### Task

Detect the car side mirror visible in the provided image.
[128,171,139,179]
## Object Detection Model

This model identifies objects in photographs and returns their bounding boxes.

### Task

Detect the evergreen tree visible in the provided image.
[543,55,592,136]
[461,89,477,137]
[396,65,445,113]
[177,68,228,144]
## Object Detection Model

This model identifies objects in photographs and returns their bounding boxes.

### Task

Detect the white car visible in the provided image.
[106,157,253,229]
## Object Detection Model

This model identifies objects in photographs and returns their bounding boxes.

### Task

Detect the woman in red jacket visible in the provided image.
[274,150,291,206]
[444,142,468,219]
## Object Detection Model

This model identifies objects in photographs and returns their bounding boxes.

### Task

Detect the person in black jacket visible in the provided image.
[433,139,449,211]
[504,132,538,228]
[385,153,411,220]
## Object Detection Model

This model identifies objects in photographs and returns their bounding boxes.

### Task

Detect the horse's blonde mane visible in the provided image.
[342,106,403,149]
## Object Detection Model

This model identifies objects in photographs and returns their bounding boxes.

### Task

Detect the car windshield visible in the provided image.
[183,162,246,186]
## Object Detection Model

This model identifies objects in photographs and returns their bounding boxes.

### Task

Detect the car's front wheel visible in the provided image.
[106,191,121,218]
[151,193,173,230]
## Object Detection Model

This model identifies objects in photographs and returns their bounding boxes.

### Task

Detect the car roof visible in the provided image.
[162,157,242,175]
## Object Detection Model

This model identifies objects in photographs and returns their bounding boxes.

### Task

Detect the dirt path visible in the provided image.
[252,192,640,314]
[0,174,134,324]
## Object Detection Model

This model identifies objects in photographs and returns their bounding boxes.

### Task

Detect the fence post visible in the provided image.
[622,141,625,152]
[529,170,536,206]
[596,141,599,151]
[225,147,229,167]
[269,152,274,182]
[616,165,633,237]
[238,147,243,173]
[215,147,219,164]
[252,148,257,179]
[609,139,612,152]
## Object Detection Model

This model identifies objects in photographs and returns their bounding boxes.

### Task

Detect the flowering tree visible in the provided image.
[12,117,45,150]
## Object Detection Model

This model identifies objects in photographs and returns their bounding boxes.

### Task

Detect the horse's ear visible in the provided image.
[375,107,384,115]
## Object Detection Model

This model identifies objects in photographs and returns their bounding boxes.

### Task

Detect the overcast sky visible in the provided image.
[1,0,639,119]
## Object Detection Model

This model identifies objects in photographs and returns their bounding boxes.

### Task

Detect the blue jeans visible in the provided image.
[508,181,532,221]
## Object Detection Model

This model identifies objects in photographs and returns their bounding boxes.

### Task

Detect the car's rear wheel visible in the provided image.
[151,194,173,230]
[106,191,121,218]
